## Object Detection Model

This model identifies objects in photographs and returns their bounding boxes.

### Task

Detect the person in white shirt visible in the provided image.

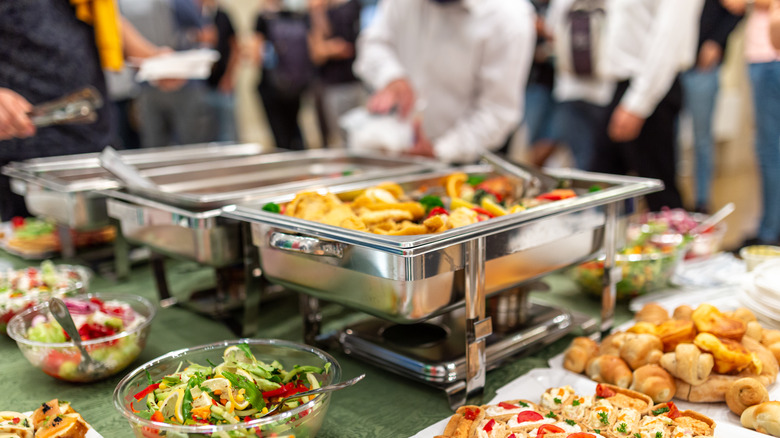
[545,0,615,169]
[591,0,704,210]
[353,0,536,163]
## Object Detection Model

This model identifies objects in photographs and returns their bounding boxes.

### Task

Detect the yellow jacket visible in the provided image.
[70,0,124,71]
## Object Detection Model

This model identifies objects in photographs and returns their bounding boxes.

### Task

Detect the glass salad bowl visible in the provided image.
[0,261,90,334]
[7,292,155,382]
[572,242,687,301]
[114,339,341,438]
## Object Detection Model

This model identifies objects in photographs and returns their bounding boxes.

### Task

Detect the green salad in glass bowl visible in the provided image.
[572,225,690,301]
[114,339,339,438]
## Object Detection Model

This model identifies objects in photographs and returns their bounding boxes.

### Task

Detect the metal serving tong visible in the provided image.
[28,86,103,128]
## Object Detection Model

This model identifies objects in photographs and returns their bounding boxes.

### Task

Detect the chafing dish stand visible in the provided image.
[227,155,663,409]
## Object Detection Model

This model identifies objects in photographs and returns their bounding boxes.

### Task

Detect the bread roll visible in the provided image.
[730,307,758,323]
[675,338,778,402]
[586,355,633,388]
[619,333,664,370]
[629,364,676,403]
[725,377,769,416]
[673,305,694,321]
[741,401,780,437]
[660,343,713,386]
[563,337,599,374]
[745,321,763,341]
[635,303,669,325]
[599,332,628,357]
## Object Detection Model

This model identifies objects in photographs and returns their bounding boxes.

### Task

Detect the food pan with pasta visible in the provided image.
[227,158,663,323]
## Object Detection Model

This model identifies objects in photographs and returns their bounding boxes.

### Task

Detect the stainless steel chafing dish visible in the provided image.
[2,142,266,230]
[225,154,663,407]
[104,149,445,266]
[102,149,444,335]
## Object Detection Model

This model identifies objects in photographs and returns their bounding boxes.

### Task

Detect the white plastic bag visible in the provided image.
[339,107,413,156]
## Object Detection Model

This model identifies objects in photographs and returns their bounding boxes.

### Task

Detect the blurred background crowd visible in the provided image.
[2,0,780,249]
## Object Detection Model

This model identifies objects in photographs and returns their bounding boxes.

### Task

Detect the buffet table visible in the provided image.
[0,249,633,438]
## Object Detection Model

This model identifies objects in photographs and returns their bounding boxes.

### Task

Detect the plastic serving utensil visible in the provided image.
[263,373,366,417]
[691,202,735,235]
[48,297,108,376]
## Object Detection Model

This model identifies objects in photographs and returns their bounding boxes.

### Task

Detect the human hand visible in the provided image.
[367,79,416,118]
[327,38,354,60]
[407,119,435,158]
[608,105,645,143]
[697,40,723,71]
[721,0,747,14]
[0,88,35,141]
[148,47,187,92]
[218,74,235,93]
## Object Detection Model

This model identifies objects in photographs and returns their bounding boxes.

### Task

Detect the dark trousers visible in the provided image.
[589,78,684,211]
[258,80,305,151]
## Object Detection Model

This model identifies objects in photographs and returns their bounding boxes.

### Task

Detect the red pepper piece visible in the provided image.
[665,401,681,419]
[595,384,616,398]
[426,206,449,218]
[463,407,480,421]
[483,418,496,432]
[470,206,496,218]
[134,383,160,401]
[11,216,25,229]
[12,418,20,424]
[262,382,295,398]
[516,410,543,423]
[536,424,566,437]
[536,189,577,201]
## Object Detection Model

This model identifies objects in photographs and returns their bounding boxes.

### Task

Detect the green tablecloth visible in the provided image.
[0,250,632,437]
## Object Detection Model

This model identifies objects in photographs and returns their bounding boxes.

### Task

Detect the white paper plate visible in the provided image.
[753,260,780,302]
[410,368,767,437]
[135,49,220,82]
[21,411,103,438]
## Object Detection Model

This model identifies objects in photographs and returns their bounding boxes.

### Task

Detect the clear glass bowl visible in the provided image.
[113,339,340,438]
[0,264,91,334]
[7,292,155,382]
[572,247,686,301]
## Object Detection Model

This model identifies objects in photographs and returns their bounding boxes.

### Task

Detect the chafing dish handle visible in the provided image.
[269,232,344,258]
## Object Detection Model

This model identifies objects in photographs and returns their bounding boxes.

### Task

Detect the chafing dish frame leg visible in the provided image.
[459,236,492,409]
[57,224,76,259]
[600,202,619,338]
[240,222,263,337]
[111,218,130,280]
[151,253,177,308]
[300,294,323,347]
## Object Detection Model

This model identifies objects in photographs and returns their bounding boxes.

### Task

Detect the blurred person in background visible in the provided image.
[253,0,314,151]
[121,0,213,148]
[771,0,780,48]
[201,0,240,143]
[523,0,561,167]
[354,0,536,163]
[308,0,364,148]
[722,0,780,246]
[681,0,741,214]
[0,0,168,220]
[545,0,614,170]
[590,0,704,211]
[105,67,142,149]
